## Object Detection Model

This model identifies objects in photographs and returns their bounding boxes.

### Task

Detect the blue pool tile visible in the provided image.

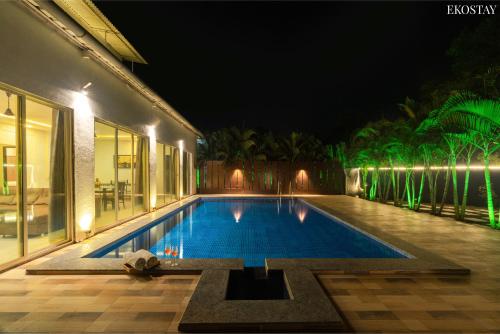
[93,198,408,266]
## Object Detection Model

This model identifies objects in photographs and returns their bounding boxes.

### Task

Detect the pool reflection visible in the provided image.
[93,198,408,266]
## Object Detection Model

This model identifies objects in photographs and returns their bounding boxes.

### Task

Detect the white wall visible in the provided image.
[0,1,198,241]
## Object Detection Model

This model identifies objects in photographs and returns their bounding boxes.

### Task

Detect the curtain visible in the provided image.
[133,136,147,206]
[48,109,66,240]
[173,148,180,199]
[183,151,188,196]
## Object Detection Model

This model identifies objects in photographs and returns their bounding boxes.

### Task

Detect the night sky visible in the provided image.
[94,1,484,143]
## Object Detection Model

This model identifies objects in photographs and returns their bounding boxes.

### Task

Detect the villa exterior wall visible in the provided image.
[0,1,197,243]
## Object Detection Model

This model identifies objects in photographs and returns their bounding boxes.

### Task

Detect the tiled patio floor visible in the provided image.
[0,240,199,333]
[0,266,198,332]
[308,196,500,333]
[0,195,499,333]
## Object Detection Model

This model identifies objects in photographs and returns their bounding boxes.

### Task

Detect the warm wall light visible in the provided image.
[81,49,91,59]
[147,125,156,139]
[178,139,184,151]
[81,82,93,95]
[81,82,92,90]
[79,213,92,232]
[73,92,92,115]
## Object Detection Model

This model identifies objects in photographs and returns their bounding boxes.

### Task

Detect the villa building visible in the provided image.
[0,0,200,271]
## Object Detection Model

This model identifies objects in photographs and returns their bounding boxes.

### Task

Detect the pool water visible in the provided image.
[90,198,408,266]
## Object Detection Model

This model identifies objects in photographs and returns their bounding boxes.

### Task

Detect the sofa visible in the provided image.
[0,188,49,237]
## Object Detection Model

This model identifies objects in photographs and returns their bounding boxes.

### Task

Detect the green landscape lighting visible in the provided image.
[366,165,500,171]
[341,91,498,228]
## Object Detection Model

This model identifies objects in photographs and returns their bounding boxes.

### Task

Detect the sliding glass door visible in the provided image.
[156,143,165,207]
[94,122,116,230]
[183,151,193,196]
[0,88,19,266]
[26,99,69,253]
[94,120,148,230]
[155,142,178,208]
[0,86,71,268]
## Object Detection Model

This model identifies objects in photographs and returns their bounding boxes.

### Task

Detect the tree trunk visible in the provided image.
[361,167,368,199]
[390,166,397,205]
[383,171,391,202]
[459,162,471,220]
[369,168,378,201]
[432,169,440,214]
[405,170,412,209]
[438,165,451,215]
[483,154,496,228]
[395,169,401,206]
[451,155,460,219]
[416,171,425,211]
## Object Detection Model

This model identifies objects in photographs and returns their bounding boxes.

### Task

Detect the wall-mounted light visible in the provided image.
[81,49,91,60]
[79,213,92,233]
[73,91,92,115]
[81,82,92,95]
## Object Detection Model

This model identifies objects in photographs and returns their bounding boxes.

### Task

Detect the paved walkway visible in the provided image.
[308,196,500,333]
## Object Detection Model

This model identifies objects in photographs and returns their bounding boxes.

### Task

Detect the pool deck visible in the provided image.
[0,195,499,332]
[308,196,500,333]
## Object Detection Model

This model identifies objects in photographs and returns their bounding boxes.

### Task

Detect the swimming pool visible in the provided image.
[89,198,409,266]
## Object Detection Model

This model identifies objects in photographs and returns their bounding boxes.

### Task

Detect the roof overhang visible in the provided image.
[22,0,202,137]
[53,0,147,64]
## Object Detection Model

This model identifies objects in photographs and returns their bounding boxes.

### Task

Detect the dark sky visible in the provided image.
[94,1,484,143]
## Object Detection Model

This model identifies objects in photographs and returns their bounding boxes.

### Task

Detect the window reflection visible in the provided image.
[156,143,165,207]
[26,99,68,253]
[133,135,147,215]
[0,89,19,264]
[95,121,148,229]
[94,122,116,229]
[117,130,133,221]
[183,151,193,197]
[156,143,177,208]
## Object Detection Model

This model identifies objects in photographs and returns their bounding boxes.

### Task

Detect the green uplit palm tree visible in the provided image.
[423,92,499,227]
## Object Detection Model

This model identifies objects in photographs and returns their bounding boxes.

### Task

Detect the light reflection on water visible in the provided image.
[94,198,407,266]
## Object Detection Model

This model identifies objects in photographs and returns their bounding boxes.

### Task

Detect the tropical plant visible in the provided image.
[421,91,499,227]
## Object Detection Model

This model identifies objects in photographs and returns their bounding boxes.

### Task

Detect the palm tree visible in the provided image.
[423,91,499,227]
[350,126,378,199]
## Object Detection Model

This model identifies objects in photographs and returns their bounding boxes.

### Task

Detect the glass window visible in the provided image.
[132,134,147,215]
[95,120,148,229]
[117,130,133,221]
[165,145,176,203]
[0,89,19,265]
[26,99,69,253]
[155,143,178,207]
[156,143,165,207]
[94,122,117,230]
[183,151,193,196]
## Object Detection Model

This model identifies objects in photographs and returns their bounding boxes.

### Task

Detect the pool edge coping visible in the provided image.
[25,195,469,275]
